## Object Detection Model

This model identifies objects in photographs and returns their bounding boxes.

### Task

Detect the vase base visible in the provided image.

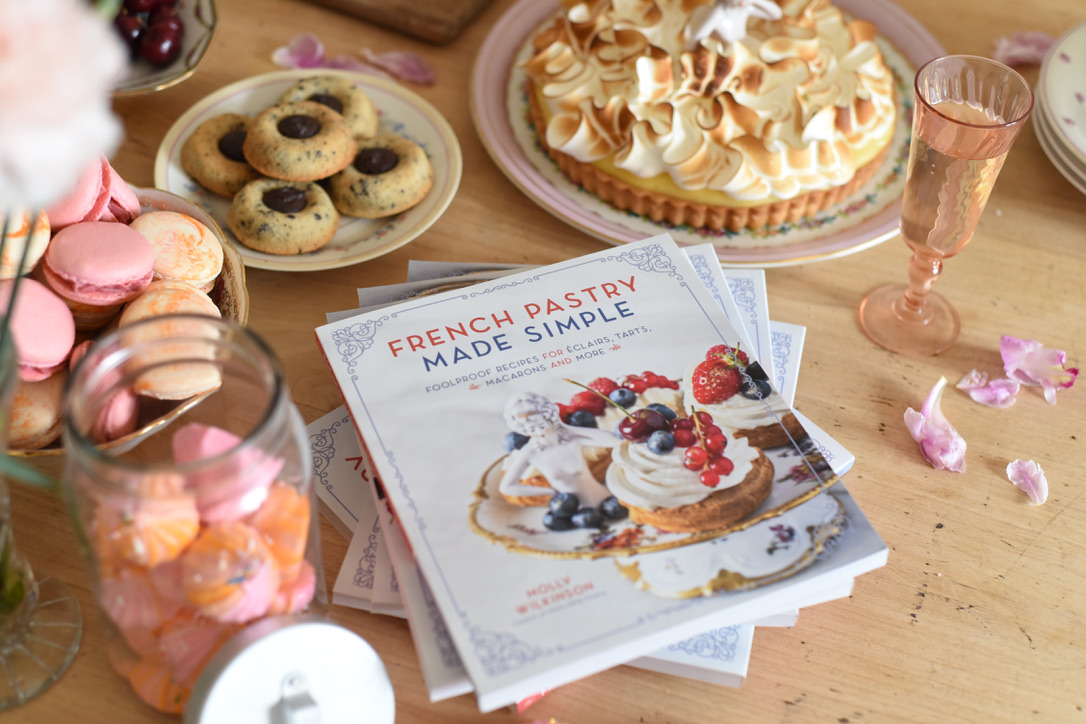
[0,575,82,711]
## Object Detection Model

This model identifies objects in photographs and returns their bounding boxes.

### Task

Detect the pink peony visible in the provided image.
[0,0,125,209]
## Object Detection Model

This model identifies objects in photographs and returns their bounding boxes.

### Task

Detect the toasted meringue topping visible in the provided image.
[523,0,897,203]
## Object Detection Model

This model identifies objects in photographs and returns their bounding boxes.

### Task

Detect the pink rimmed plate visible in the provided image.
[469,0,945,266]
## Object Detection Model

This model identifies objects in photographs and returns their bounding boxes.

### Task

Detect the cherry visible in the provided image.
[114,14,144,55]
[617,409,669,442]
[148,5,184,33]
[139,21,182,67]
[125,0,164,12]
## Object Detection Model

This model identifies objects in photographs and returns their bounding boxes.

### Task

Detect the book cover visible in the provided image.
[315,235,871,710]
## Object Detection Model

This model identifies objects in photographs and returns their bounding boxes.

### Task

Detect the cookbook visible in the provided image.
[315,235,876,710]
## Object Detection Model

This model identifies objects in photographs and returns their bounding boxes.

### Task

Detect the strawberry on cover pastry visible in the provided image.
[684,344,804,449]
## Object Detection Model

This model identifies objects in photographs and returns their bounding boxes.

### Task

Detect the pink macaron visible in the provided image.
[45,156,142,231]
[0,278,76,382]
[42,221,155,306]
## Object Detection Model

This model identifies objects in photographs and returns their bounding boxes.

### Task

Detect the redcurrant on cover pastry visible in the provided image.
[316,234,862,712]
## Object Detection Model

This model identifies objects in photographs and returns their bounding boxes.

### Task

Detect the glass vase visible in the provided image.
[0,331,82,710]
[61,315,326,716]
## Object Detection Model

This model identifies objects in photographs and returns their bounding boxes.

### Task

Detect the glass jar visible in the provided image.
[62,315,325,716]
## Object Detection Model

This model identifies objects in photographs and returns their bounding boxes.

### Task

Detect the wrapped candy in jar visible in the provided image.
[62,315,326,716]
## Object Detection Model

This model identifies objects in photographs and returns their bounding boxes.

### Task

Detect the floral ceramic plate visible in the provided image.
[1034,86,1086,196]
[468,442,836,560]
[113,0,218,96]
[614,491,845,598]
[154,69,462,272]
[469,0,945,266]
[1040,21,1086,167]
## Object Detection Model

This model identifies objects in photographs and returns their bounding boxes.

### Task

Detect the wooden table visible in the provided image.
[9,0,1086,721]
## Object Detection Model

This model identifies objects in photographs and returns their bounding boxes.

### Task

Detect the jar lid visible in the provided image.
[185,615,395,723]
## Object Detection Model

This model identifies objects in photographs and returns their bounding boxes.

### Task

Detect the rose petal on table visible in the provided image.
[904,376,966,472]
[956,369,1020,408]
[1006,458,1048,505]
[271,33,327,68]
[1000,335,1079,403]
[272,34,392,76]
[991,30,1055,67]
[359,48,436,85]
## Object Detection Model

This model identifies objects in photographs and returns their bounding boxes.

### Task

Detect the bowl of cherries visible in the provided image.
[111,0,218,96]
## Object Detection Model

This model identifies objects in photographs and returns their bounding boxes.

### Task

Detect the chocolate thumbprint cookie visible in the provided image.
[328,134,433,218]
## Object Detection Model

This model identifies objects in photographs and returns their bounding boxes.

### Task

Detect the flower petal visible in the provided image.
[904,377,966,472]
[272,33,328,68]
[359,48,436,85]
[1001,335,1079,404]
[956,369,1020,408]
[991,31,1055,67]
[1006,459,1048,505]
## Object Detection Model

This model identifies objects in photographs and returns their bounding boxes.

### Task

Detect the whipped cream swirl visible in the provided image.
[606,430,758,510]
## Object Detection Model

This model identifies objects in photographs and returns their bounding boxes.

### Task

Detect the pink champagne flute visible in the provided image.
[858,55,1033,356]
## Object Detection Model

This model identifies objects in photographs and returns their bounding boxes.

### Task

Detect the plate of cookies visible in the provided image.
[154,69,462,271]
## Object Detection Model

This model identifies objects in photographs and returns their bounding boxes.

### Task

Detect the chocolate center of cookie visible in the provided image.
[307,93,344,114]
[218,130,247,162]
[277,115,321,139]
[354,148,400,175]
[263,187,308,214]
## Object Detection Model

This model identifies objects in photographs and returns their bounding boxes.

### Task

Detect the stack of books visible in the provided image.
[311,235,887,711]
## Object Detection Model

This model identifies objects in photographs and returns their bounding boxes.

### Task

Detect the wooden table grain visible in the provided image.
[8,0,1086,721]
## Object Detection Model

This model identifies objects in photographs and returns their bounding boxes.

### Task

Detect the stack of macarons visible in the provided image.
[2,157,229,451]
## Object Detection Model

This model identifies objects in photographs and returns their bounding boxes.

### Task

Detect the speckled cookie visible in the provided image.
[327,134,433,219]
[226,179,339,255]
[180,113,264,197]
[278,75,378,140]
[242,101,357,182]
